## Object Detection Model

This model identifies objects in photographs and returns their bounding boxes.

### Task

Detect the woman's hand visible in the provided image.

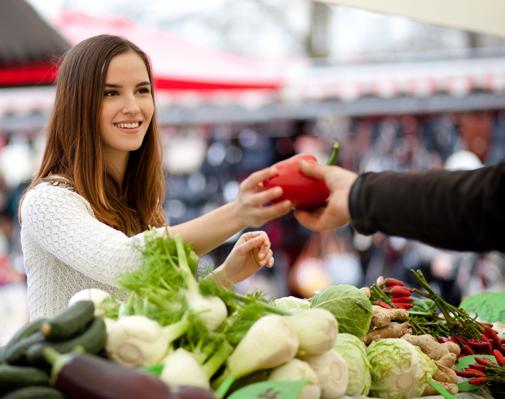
[210,231,274,288]
[231,167,292,228]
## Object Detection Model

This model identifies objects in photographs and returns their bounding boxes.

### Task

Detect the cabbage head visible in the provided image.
[366,338,436,399]
[333,333,371,396]
[273,296,310,313]
[311,284,372,339]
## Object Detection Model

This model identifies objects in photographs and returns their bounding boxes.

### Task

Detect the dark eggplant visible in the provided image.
[44,348,215,399]
[170,386,216,399]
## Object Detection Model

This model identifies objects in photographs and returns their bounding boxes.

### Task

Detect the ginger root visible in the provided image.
[402,334,460,360]
[371,305,409,328]
[402,334,460,396]
[365,306,411,344]
[364,322,411,345]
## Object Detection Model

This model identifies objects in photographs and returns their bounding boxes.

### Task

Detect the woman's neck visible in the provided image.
[104,148,129,187]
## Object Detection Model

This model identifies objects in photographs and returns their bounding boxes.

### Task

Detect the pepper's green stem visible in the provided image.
[327,141,340,165]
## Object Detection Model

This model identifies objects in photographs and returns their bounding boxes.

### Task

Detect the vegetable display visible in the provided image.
[3,227,505,399]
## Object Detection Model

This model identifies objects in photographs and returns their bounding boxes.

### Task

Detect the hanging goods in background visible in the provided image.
[263,142,339,209]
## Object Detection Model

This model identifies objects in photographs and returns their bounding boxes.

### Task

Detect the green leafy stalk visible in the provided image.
[411,269,485,339]
[199,279,289,317]
[203,339,234,379]
[163,314,191,344]
[174,234,198,293]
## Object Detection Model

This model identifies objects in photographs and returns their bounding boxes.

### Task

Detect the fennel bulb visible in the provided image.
[105,315,188,367]
[227,314,299,379]
[269,358,321,399]
[162,348,210,389]
[306,351,348,399]
[284,308,338,357]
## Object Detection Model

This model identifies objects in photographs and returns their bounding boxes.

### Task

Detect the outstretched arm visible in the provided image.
[294,159,505,252]
[170,166,292,256]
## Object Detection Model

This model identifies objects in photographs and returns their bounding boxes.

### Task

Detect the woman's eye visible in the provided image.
[104,90,118,97]
[137,87,151,94]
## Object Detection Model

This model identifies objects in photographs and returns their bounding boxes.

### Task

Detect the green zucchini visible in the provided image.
[0,364,49,394]
[1,386,65,399]
[1,319,47,363]
[41,300,95,341]
[3,333,46,366]
[27,317,106,366]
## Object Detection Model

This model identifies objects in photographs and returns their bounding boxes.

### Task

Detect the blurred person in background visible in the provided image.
[19,35,292,319]
[294,159,505,253]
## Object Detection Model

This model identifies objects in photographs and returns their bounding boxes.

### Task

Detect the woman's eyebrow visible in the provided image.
[104,81,150,88]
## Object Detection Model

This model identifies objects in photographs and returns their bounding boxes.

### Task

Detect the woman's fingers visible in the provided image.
[235,230,274,268]
[262,249,274,268]
[241,230,269,243]
[237,235,265,254]
[254,200,292,225]
[241,167,278,191]
[248,186,284,206]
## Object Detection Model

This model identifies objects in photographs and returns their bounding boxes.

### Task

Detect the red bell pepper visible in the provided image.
[263,142,340,209]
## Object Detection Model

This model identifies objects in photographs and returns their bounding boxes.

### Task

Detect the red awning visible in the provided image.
[52,10,283,93]
[0,0,69,87]
[0,61,58,86]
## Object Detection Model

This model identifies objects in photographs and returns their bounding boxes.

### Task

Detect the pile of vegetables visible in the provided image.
[366,271,505,397]
[2,228,505,399]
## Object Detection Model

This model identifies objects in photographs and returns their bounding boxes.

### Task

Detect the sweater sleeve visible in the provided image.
[349,162,505,252]
[20,183,153,286]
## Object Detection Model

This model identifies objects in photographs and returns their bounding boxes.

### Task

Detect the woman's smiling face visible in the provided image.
[99,50,154,162]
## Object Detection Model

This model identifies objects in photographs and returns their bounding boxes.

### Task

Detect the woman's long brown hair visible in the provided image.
[24,35,166,236]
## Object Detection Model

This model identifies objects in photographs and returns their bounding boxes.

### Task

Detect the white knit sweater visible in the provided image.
[20,182,156,319]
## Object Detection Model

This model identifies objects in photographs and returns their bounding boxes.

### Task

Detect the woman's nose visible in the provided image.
[122,95,141,114]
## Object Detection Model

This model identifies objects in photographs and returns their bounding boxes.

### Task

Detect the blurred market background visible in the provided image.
[1,0,504,343]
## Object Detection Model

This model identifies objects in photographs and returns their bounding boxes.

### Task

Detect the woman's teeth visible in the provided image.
[115,122,140,129]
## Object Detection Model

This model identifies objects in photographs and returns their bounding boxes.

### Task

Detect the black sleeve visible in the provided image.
[348,162,505,252]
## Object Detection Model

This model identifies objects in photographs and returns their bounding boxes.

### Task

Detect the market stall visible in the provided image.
[1,2,504,398]
[1,232,503,398]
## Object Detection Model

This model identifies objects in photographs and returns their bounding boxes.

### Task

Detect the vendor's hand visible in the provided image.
[211,231,273,288]
[294,161,358,232]
[232,166,292,228]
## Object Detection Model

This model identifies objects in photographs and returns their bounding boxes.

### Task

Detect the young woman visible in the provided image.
[20,35,292,319]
